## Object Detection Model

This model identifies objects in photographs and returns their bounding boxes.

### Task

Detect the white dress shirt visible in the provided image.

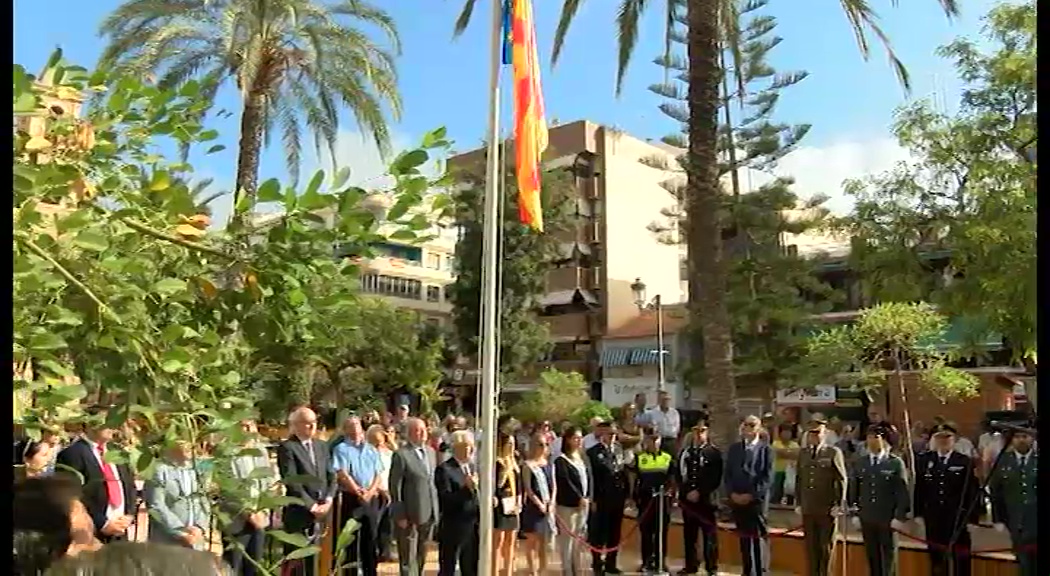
[647,407,681,439]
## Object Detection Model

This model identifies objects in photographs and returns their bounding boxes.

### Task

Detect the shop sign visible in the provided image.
[775,385,836,405]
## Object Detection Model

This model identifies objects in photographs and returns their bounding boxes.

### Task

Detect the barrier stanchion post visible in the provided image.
[654,487,669,576]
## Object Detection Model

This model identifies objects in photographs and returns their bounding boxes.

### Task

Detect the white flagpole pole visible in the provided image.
[476,0,504,575]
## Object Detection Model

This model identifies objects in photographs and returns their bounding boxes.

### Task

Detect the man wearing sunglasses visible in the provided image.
[724,415,773,576]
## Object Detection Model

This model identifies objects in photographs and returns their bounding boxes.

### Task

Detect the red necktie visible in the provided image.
[97,444,123,509]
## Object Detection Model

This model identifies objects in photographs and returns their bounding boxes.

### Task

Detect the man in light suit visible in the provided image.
[220,419,274,576]
[388,417,440,576]
[144,440,211,550]
[276,406,337,576]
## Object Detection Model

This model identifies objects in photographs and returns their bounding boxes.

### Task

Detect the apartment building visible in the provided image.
[343,226,458,326]
[250,196,459,326]
[449,120,684,389]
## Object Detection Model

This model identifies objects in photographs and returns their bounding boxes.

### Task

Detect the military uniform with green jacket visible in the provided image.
[847,432,909,576]
[796,441,847,576]
[988,448,1038,576]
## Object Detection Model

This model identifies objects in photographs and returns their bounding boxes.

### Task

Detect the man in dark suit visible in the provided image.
[434,429,480,576]
[723,415,773,576]
[587,421,629,575]
[914,423,981,576]
[276,406,337,576]
[54,404,137,543]
[388,417,440,576]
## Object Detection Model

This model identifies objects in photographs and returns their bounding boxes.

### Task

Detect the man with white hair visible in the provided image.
[389,417,439,576]
[581,417,604,450]
[434,430,480,576]
[276,406,337,576]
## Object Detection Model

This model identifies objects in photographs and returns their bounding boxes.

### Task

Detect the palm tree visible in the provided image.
[453,0,959,444]
[98,0,403,210]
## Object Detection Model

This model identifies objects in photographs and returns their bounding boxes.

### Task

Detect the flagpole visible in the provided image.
[476,0,504,574]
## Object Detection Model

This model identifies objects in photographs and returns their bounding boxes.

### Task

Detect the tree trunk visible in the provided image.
[687,0,738,447]
[233,91,267,215]
[893,351,916,502]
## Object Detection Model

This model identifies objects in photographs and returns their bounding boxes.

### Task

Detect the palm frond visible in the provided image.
[98,0,403,188]
[551,0,587,67]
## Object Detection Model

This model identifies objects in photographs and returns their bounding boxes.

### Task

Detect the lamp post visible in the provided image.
[630,277,666,393]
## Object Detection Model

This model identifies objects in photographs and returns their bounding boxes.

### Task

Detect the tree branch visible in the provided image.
[17,235,122,324]
[120,218,235,260]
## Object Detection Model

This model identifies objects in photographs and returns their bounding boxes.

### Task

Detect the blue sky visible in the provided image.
[15,0,998,217]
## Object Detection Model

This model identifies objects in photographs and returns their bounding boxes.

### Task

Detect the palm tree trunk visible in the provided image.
[687,0,738,447]
[234,91,267,213]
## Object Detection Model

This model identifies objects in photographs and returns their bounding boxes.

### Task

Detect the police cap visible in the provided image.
[931,423,958,437]
[865,423,890,439]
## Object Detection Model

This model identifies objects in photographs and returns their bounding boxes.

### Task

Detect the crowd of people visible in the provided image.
[12,393,1038,576]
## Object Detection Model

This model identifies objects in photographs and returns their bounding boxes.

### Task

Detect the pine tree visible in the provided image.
[647,0,839,418]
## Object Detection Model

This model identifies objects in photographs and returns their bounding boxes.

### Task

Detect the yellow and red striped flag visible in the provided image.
[506,0,548,232]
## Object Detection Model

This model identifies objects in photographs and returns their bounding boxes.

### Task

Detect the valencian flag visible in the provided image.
[502,0,548,231]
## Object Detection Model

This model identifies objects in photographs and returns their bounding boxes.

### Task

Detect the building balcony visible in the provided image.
[547,265,598,292]
[552,220,599,246]
[541,311,597,340]
[354,256,455,284]
[365,293,452,314]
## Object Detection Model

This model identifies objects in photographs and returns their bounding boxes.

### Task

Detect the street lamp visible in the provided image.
[630,277,666,393]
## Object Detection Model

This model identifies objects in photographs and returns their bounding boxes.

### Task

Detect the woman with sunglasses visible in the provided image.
[520,432,556,576]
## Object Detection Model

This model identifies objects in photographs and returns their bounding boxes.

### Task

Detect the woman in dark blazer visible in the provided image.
[553,427,591,576]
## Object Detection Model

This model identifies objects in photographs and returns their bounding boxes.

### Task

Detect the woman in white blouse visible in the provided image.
[367,424,396,562]
[553,427,591,576]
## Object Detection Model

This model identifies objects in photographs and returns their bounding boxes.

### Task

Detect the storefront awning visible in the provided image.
[632,348,667,365]
[600,348,632,367]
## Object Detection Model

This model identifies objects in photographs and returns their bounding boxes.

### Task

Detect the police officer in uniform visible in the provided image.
[629,430,674,573]
[847,422,909,576]
[988,425,1037,576]
[914,423,981,576]
[587,421,629,575]
[675,422,723,576]
[795,416,847,576]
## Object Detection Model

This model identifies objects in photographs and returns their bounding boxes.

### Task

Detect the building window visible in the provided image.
[360,274,422,300]
[446,255,456,272]
[426,285,441,302]
[426,253,442,270]
[443,284,454,303]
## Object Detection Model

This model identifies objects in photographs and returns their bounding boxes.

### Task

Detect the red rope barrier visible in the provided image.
[554,498,656,554]
[678,504,804,539]
[885,523,1037,555]
[566,501,1033,558]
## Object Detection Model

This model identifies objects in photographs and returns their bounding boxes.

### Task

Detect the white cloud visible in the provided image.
[745,137,912,214]
[203,130,446,228]
[304,130,415,189]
